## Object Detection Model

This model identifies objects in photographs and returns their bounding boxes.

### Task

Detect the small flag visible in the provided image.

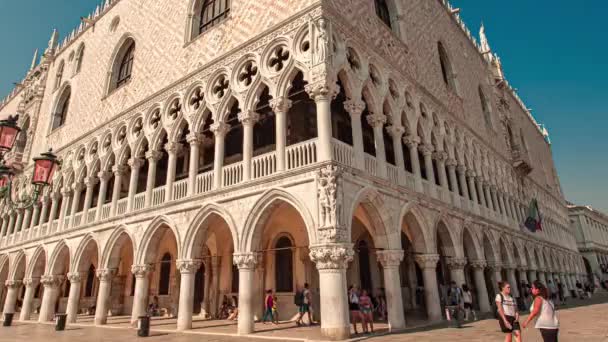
[524,199,542,233]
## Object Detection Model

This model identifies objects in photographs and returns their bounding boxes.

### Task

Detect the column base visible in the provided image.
[321,326,351,341]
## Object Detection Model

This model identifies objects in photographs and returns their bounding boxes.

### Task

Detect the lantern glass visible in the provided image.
[32,158,56,186]
[0,176,7,188]
[0,124,20,152]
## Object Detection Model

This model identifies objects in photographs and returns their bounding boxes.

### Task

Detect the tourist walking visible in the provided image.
[495,281,522,342]
[262,289,274,324]
[462,284,476,321]
[271,292,279,324]
[522,280,559,342]
[376,288,387,321]
[348,285,362,334]
[295,283,313,326]
[359,289,374,334]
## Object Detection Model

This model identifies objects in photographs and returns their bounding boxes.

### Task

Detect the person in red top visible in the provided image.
[262,289,274,324]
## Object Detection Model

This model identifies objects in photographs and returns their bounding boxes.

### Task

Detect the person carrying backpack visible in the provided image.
[495,281,521,342]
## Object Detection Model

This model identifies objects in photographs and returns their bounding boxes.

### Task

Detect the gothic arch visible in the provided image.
[461,225,482,260]
[135,215,182,265]
[434,218,460,258]
[348,187,393,249]
[181,203,239,259]
[399,203,432,254]
[8,250,26,281]
[25,246,47,279]
[99,225,136,269]
[72,234,101,273]
[105,33,136,94]
[47,240,70,275]
[240,188,315,253]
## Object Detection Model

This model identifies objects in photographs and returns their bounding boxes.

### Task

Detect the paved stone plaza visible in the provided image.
[2,297,607,342]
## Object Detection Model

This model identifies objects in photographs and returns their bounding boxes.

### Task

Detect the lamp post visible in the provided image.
[0,115,59,211]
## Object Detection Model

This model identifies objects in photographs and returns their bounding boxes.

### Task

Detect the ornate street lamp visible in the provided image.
[0,115,59,210]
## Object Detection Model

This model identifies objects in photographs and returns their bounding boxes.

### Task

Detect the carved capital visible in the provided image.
[210,122,230,137]
[304,80,339,101]
[97,171,112,182]
[403,134,420,148]
[186,132,203,146]
[343,99,365,117]
[164,142,183,155]
[433,151,448,162]
[67,272,82,283]
[233,253,259,270]
[84,176,99,188]
[456,164,467,173]
[96,268,116,282]
[112,164,128,176]
[386,125,405,139]
[446,257,468,270]
[309,244,354,270]
[71,182,85,193]
[269,97,292,113]
[131,264,155,278]
[466,170,477,178]
[5,279,23,288]
[469,259,487,270]
[418,144,434,156]
[366,113,386,128]
[177,259,202,274]
[415,254,440,269]
[145,150,163,162]
[237,110,260,125]
[23,277,40,287]
[487,261,503,271]
[41,275,64,288]
[376,250,404,268]
[128,157,144,170]
[446,158,458,167]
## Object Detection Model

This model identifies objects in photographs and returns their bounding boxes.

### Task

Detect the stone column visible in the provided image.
[476,177,487,208]
[506,267,519,297]
[559,273,570,297]
[95,171,112,221]
[446,159,460,202]
[466,171,479,204]
[404,135,423,191]
[538,272,547,285]
[434,152,449,190]
[186,133,202,196]
[202,262,211,317]
[233,253,259,335]
[491,187,500,213]
[419,144,436,186]
[110,165,126,216]
[131,264,154,325]
[0,215,8,236]
[127,158,144,212]
[377,250,405,332]
[387,125,406,184]
[470,260,491,313]
[176,259,202,330]
[47,192,60,231]
[211,257,221,316]
[518,268,529,285]
[310,244,354,340]
[81,176,98,224]
[503,195,513,220]
[144,151,162,207]
[305,82,337,162]
[58,188,72,230]
[39,275,63,322]
[2,280,22,314]
[528,269,538,283]
[484,183,493,210]
[447,257,467,288]
[19,278,39,321]
[6,213,16,235]
[238,111,259,182]
[21,208,32,231]
[165,142,182,201]
[344,99,365,170]
[68,182,84,228]
[14,210,24,233]
[367,113,388,178]
[66,272,82,323]
[497,191,507,217]
[269,98,292,172]
[488,262,503,292]
[415,254,442,322]
[211,122,229,189]
[457,165,469,200]
[94,269,116,325]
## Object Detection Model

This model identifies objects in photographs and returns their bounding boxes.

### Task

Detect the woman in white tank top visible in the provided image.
[522,280,559,342]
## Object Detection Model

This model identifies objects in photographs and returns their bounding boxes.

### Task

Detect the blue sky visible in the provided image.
[0,1,606,212]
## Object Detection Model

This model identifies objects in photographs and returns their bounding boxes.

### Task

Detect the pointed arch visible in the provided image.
[399,203,432,254]
[461,226,482,260]
[100,225,136,270]
[9,250,27,281]
[181,203,239,259]
[135,215,182,265]
[348,187,392,249]
[240,188,315,253]
[434,218,459,258]
[50,83,72,131]
[72,234,101,273]
[106,34,136,94]
[47,240,70,275]
[26,246,47,279]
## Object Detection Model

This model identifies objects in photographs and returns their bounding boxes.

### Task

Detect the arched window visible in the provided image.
[199,0,231,35]
[75,44,85,74]
[158,252,172,295]
[375,0,392,29]
[85,264,96,297]
[275,236,293,292]
[109,39,136,93]
[55,61,65,90]
[15,116,30,154]
[478,86,492,128]
[437,42,457,94]
[52,86,71,130]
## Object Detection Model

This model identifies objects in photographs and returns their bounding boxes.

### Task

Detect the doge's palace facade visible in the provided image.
[0,0,585,340]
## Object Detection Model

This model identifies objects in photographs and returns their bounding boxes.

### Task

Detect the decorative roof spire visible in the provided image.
[30,49,39,70]
[46,29,58,54]
[479,22,491,54]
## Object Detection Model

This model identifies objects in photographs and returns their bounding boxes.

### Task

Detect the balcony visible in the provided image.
[511,145,533,176]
